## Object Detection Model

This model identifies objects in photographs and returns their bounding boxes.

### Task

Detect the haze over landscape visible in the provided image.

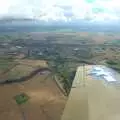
[0,0,120,21]
[0,0,120,32]
[1,1,120,120]
[0,0,120,29]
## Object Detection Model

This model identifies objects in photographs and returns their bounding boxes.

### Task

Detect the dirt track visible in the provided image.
[0,73,66,120]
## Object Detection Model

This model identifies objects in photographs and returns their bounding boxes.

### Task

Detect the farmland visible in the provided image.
[0,58,48,82]
[0,31,120,120]
[0,72,66,120]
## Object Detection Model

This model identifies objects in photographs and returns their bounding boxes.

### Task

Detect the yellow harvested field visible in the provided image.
[0,59,48,81]
[0,64,35,80]
[62,65,120,120]
[15,59,48,68]
[1,65,34,80]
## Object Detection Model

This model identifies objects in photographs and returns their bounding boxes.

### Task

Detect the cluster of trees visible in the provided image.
[106,60,117,65]
[106,60,120,72]
[52,54,76,95]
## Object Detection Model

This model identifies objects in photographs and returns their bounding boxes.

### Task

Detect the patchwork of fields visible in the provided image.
[0,58,66,120]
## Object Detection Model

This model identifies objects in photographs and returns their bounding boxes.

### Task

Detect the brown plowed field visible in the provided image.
[0,73,66,120]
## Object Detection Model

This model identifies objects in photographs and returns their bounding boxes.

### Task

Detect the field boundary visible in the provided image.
[0,67,51,85]
[53,75,67,96]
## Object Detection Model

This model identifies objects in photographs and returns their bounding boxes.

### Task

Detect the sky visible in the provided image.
[0,0,120,22]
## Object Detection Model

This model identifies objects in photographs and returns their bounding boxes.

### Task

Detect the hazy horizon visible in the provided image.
[0,0,120,23]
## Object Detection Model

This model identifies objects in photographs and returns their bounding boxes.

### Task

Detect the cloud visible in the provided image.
[0,0,120,22]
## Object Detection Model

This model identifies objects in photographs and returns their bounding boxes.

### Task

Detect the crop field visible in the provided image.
[0,58,48,82]
[2,32,120,45]
[15,59,48,68]
[0,73,66,120]
[0,65,34,80]
[0,58,17,74]
[28,32,120,44]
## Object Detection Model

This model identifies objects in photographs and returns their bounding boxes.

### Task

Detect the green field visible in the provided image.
[0,57,17,73]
